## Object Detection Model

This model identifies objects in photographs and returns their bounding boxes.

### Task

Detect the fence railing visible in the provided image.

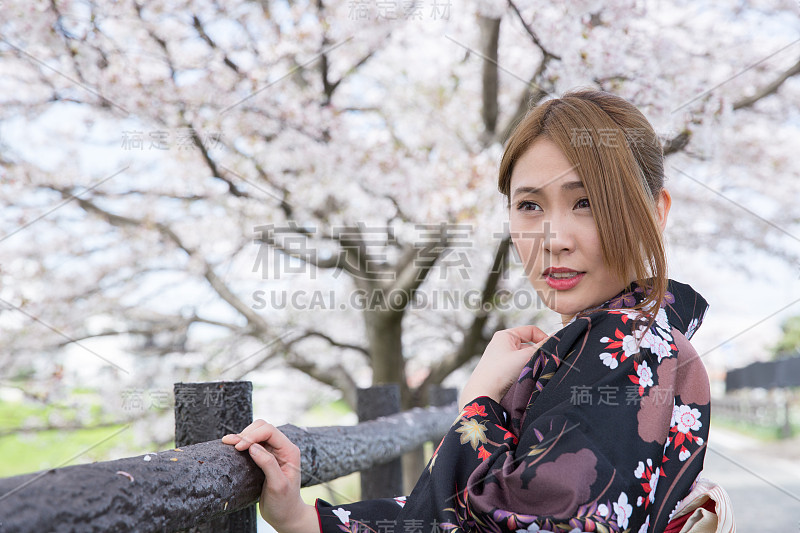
[0,381,458,532]
[713,394,795,437]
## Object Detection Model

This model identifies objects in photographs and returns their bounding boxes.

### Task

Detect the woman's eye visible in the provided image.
[574,198,591,210]
[516,200,541,212]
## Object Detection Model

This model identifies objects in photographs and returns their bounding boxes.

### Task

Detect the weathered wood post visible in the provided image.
[428,385,458,421]
[174,381,257,533]
[357,384,403,498]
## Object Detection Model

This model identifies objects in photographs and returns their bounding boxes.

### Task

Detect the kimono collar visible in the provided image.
[572,278,709,340]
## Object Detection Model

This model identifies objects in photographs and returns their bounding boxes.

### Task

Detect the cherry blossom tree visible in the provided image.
[1,0,799,439]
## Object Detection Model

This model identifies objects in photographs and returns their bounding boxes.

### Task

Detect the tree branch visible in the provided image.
[191,14,242,74]
[179,109,250,198]
[416,235,512,393]
[733,56,800,110]
[496,1,559,144]
[299,330,370,358]
[134,3,249,198]
[253,227,342,270]
[285,354,359,409]
[662,130,692,156]
[315,0,379,105]
[58,190,272,337]
[506,0,561,61]
[478,15,501,140]
[390,241,444,310]
[54,311,244,350]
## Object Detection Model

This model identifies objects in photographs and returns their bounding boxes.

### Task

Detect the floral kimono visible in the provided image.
[316,279,711,533]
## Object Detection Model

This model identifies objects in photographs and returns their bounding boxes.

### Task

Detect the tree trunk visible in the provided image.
[364,305,408,404]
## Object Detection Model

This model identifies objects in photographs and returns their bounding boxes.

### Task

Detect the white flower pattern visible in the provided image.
[673,404,702,433]
[613,492,633,529]
[600,351,618,369]
[637,361,654,388]
[655,307,669,330]
[648,468,660,504]
[649,334,673,362]
[332,508,351,526]
[622,334,641,358]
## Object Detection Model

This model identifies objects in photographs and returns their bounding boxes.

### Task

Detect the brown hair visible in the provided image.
[498,88,667,326]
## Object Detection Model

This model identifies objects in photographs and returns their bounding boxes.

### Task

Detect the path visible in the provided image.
[703,423,800,531]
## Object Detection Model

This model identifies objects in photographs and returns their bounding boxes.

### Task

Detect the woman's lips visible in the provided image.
[543,269,585,290]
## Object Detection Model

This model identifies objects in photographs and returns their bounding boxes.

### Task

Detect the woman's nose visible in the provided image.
[542,217,576,254]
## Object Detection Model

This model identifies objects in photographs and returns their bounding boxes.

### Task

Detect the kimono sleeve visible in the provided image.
[315,495,409,533]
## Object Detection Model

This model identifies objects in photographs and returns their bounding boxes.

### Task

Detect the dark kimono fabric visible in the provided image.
[317,279,710,533]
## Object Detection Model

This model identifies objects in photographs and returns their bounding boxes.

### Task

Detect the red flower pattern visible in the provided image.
[462,402,487,418]
[495,424,518,444]
[477,445,491,461]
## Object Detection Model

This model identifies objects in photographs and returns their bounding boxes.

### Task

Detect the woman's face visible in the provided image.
[508,138,630,324]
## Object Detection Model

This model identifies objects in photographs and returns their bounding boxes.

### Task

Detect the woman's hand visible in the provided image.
[459,325,550,410]
[222,420,319,533]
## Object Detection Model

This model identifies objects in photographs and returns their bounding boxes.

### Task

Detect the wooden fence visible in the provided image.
[0,381,458,532]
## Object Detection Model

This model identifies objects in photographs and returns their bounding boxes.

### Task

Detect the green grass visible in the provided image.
[0,397,150,478]
[0,424,137,477]
[0,399,72,428]
[298,398,354,426]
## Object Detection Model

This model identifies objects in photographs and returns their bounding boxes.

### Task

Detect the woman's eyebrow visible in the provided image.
[512,180,585,198]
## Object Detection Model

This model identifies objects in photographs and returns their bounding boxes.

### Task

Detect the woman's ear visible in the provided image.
[656,188,672,231]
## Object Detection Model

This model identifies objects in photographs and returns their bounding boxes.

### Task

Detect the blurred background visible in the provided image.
[1,0,799,530]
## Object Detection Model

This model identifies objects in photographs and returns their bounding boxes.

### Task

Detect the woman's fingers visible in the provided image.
[248,443,284,482]
[505,325,550,348]
[222,420,314,531]
[221,433,243,444]
[252,423,298,460]
[222,419,267,446]
[234,421,273,451]
[225,420,299,470]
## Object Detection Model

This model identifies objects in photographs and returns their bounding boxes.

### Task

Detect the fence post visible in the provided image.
[428,385,458,411]
[357,384,403,498]
[174,381,257,533]
[428,384,458,445]
[781,397,793,439]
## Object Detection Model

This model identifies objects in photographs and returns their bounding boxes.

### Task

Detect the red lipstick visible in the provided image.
[543,267,585,290]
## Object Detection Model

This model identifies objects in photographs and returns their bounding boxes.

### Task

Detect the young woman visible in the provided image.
[223,89,721,532]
